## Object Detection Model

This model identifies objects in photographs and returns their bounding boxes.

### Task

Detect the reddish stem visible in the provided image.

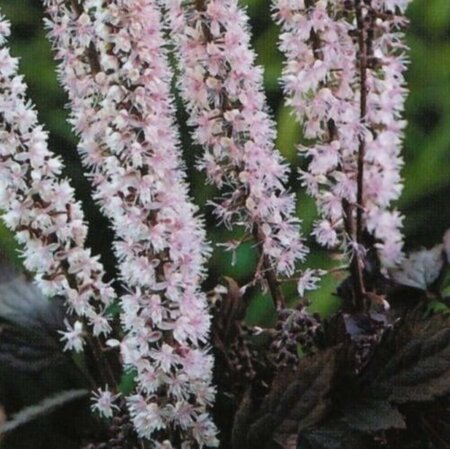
[355,0,368,245]
[253,224,286,311]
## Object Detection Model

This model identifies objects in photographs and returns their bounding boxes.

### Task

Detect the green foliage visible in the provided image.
[118,370,137,396]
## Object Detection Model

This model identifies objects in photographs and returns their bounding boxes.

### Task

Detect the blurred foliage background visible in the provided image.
[0,0,448,327]
[0,1,448,447]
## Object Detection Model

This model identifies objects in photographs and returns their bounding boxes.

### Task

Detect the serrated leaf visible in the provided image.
[342,399,406,431]
[297,429,343,449]
[370,321,450,404]
[240,348,341,449]
[231,389,257,449]
[0,323,64,372]
[298,426,366,449]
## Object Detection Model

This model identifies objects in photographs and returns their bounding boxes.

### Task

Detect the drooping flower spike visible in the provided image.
[0,13,115,346]
[273,0,411,267]
[163,0,315,293]
[44,0,217,445]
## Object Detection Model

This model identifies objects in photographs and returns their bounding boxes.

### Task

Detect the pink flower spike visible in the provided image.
[163,0,310,279]
[44,0,217,444]
[0,12,114,342]
[273,0,411,267]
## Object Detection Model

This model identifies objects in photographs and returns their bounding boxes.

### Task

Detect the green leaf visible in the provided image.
[119,369,137,396]
[0,222,19,265]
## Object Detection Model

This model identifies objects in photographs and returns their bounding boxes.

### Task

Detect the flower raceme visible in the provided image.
[44,0,217,445]
[0,14,114,344]
[0,0,416,446]
[163,0,312,285]
[273,0,411,267]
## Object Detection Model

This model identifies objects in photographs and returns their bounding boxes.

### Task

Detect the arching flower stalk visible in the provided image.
[163,0,317,309]
[273,0,411,305]
[44,0,217,445]
[0,14,115,352]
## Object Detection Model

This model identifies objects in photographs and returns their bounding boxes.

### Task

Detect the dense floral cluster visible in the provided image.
[164,0,310,280]
[273,0,411,266]
[0,14,114,346]
[44,0,217,445]
[0,0,416,445]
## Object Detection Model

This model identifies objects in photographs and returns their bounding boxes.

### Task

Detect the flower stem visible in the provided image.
[355,0,368,245]
[253,224,286,310]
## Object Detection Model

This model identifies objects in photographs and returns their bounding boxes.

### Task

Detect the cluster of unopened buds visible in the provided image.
[271,306,321,367]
